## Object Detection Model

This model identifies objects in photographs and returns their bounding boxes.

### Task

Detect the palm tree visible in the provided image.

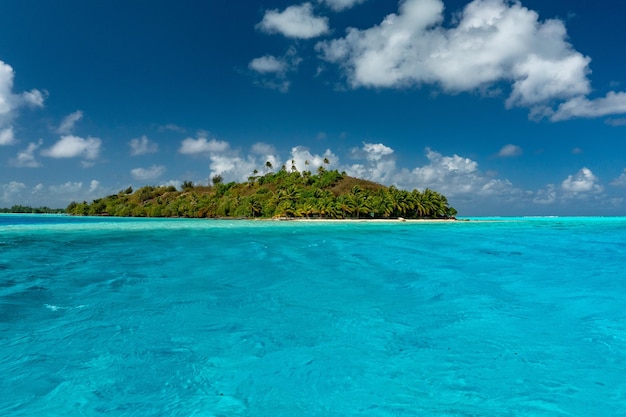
[337,195,354,218]
[349,187,370,219]
[295,202,315,218]
[275,200,295,218]
[249,196,262,218]
[315,196,336,218]
[352,194,370,219]
[211,175,223,186]
[389,188,411,217]
[421,188,438,217]
[265,160,273,173]
[371,194,393,218]
[411,189,426,218]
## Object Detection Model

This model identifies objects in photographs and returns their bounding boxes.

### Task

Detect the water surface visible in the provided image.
[1,215,625,416]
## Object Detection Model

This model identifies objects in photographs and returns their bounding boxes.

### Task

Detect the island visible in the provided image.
[66,169,457,220]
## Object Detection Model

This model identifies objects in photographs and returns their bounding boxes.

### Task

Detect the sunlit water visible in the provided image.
[1,214,626,416]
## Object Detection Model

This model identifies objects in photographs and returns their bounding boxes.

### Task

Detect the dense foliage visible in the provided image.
[0,205,65,214]
[66,169,457,219]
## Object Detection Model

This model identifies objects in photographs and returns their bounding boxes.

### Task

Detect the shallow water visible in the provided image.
[1,215,626,416]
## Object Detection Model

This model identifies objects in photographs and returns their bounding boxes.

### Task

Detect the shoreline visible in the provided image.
[261,217,462,223]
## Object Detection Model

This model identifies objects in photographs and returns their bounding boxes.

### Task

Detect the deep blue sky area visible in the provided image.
[1,0,625,215]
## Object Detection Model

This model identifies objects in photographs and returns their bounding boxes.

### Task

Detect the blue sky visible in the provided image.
[1,0,626,215]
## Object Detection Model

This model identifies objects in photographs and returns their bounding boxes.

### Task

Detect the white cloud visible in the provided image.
[0,127,15,145]
[287,145,337,172]
[344,145,524,201]
[20,89,45,108]
[362,142,394,160]
[605,118,626,127]
[43,180,100,198]
[209,154,258,182]
[88,180,100,193]
[42,135,101,160]
[251,142,277,156]
[347,142,396,183]
[129,135,158,156]
[1,180,110,208]
[47,181,91,195]
[249,55,287,74]
[1,181,26,203]
[179,137,229,155]
[161,179,182,190]
[320,0,367,11]
[131,165,166,181]
[12,139,43,167]
[57,110,83,134]
[533,184,557,205]
[552,92,626,121]
[561,167,603,194]
[610,169,626,187]
[257,3,329,39]
[317,0,626,119]
[498,144,523,157]
[158,123,186,133]
[0,60,44,132]
[399,149,486,195]
[249,47,302,92]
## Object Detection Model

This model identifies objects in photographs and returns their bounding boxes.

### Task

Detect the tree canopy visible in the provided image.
[66,169,457,219]
[0,205,65,214]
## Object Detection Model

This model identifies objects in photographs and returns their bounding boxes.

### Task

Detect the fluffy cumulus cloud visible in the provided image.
[498,144,523,157]
[251,142,281,171]
[320,0,367,11]
[399,148,519,198]
[342,144,527,211]
[347,142,396,184]
[316,0,626,120]
[129,135,158,156]
[1,180,102,207]
[248,47,302,92]
[0,60,44,143]
[131,165,166,181]
[287,145,337,172]
[249,55,288,74]
[178,138,281,182]
[561,167,603,195]
[42,135,101,160]
[12,139,43,167]
[202,145,331,182]
[251,142,277,156]
[1,181,26,203]
[208,154,259,181]
[0,127,15,146]
[178,137,229,155]
[257,3,329,39]
[533,184,557,205]
[552,92,626,121]
[610,169,626,187]
[57,110,83,134]
[44,181,102,205]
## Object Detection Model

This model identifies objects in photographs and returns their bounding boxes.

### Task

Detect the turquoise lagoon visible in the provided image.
[1,215,626,416]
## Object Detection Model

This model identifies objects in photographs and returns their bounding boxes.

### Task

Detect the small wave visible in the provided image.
[44,304,88,312]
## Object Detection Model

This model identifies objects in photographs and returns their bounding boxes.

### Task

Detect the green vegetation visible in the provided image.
[66,169,457,219]
[0,205,65,214]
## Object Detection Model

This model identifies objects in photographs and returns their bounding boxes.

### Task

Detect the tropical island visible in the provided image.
[66,167,457,220]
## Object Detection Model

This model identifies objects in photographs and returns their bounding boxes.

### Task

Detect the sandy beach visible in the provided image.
[266,217,460,223]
